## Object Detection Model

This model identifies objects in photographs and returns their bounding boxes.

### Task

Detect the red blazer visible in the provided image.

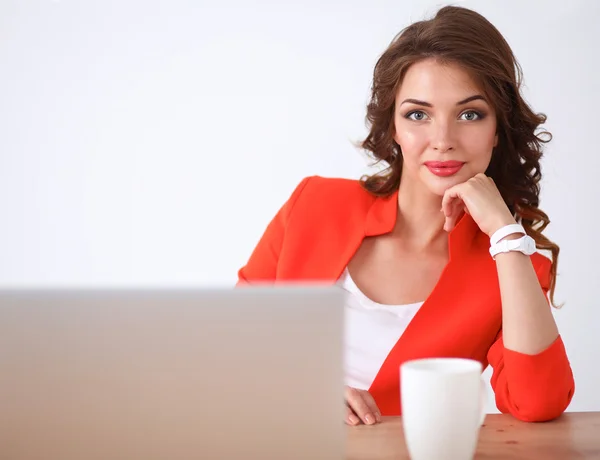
[238,176,574,421]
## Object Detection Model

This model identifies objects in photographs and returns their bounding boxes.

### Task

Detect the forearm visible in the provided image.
[495,244,559,354]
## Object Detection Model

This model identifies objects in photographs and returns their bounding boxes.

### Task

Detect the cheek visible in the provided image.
[462,127,496,164]
[394,127,428,163]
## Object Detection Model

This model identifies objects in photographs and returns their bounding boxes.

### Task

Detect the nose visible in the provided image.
[431,119,455,153]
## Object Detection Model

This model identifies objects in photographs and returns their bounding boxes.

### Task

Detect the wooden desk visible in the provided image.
[347,412,600,459]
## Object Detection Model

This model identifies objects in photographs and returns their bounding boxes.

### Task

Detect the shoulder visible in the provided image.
[295,175,373,204]
[283,175,377,225]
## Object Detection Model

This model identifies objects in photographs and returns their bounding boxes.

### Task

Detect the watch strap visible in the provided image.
[490,224,526,245]
[489,235,536,260]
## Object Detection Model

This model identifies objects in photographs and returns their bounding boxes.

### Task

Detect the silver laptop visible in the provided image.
[0,287,345,460]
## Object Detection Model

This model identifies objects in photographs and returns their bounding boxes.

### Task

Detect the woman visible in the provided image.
[237,6,574,425]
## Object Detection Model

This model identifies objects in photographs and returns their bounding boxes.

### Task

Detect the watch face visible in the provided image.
[525,236,536,254]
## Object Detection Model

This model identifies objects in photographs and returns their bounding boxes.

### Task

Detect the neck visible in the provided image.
[394,178,448,251]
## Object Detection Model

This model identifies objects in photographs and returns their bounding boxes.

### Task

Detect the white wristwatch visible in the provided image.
[489,234,536,260]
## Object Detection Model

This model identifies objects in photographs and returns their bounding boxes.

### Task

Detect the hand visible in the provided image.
[345,386,381,426]
[441,173,517,236]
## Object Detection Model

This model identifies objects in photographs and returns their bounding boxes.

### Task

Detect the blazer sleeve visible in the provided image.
[237,177,312,284]
[487,256,575,422]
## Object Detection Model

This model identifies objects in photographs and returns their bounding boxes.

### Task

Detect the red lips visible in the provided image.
[423,161,465,177]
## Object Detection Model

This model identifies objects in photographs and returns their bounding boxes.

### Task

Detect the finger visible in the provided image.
[441,185,461,217]
[360,391,382,422]
[345,388,376,425]
[345,406,360,426]
[441,194,455,218]
[443,198,463,232]
[444,212,456,232]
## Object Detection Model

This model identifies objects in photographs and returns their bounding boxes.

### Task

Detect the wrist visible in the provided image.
[487,218,518,238]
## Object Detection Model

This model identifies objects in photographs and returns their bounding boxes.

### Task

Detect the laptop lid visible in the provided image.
[0,286,345,460]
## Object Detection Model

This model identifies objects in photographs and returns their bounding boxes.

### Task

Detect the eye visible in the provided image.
[405,110,429,121]
[460,110,483,121]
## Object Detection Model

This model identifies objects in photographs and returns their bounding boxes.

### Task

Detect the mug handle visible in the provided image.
[478,378,487,427]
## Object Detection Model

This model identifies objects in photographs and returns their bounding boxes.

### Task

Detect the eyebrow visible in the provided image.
[400,95,486,107]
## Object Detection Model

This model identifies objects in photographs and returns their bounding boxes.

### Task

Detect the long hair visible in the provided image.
[360,6,561,307]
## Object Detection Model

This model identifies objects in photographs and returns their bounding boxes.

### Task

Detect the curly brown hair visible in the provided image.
[360,6,561,307]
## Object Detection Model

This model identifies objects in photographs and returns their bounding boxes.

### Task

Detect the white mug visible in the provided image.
[400,358,486,460]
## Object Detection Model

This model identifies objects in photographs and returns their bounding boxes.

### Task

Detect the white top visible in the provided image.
[338,268,424,391]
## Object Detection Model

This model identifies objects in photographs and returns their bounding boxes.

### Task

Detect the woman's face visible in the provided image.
[393,58,498,197]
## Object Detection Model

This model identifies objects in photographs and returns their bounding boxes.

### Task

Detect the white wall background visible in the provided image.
[1,0,598,412]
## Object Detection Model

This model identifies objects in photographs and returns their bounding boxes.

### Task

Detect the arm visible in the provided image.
[487,256,574,422]
[441,174,574,422]
[237,177,311,284]
[495,240,559,353]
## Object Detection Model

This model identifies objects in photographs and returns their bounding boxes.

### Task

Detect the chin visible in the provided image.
[423,176,467,196]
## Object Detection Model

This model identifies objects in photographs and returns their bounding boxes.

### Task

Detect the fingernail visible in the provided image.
[349,414,360,425]
[365,414,375,424]
[376,413,381,422]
